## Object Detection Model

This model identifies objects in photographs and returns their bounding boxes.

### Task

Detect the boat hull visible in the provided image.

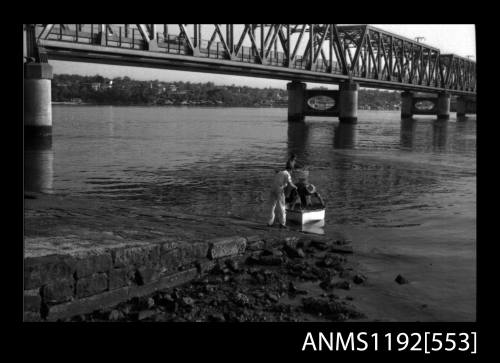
[286,208,325,224]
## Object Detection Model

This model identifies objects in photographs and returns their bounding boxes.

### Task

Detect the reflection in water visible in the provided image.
[400,118,417,150]
[108,106,115,137]
[289,219,325,235]
[287,122,311,166]
[25,141,54,194]
[433,120,448,152]
[333,122,357,149]
[300,219,325,235]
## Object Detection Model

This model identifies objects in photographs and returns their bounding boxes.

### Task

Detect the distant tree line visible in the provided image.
[51,74,401,109]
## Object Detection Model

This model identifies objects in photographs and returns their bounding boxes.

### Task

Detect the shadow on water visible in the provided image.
[25,138,54,194]
[400,118,417,150]
[333,122,357,149]
[432,120,448,152]
[287,121,311,165]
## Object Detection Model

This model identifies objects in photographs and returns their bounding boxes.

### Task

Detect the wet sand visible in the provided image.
[336,198,476,322]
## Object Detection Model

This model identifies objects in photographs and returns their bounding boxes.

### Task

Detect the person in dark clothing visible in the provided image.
[296,182,325,209]
[286,153,298,170]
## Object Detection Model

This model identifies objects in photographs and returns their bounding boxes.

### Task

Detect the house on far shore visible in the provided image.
[90,80,113,91]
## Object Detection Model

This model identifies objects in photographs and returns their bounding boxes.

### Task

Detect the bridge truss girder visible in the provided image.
[29,24,476,95]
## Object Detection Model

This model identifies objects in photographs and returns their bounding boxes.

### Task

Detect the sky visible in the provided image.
[50,24,476,90]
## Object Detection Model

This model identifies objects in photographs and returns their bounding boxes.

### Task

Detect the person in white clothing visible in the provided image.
[267,165,297,228]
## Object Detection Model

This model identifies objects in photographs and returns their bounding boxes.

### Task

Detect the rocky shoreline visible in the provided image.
[24,192,372,322]
[61,236,366,322]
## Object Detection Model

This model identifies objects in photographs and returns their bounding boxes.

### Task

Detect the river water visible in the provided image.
[25,105,476,321]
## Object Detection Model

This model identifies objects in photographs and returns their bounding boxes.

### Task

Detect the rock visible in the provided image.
[334,281,351,290]
[225,259,240,272]
[395,274,409,284]
[266,293,279,303]
[353,274,366,284]
[210,262,225,275]
[119,303,134,315]
[339,270,351,279]
[234,292,250,306]
[109,267,133,290]
[283,243,305,259]
[329,245,353,254]
[245,255,261,265]
[75,272,108,299]
[41,278,75,304]
[301,297,362,320]
[319,279,334,291]
[283,236,301,248]
[137,309,156,321]
[181,297,195,309]
[172,288,183,299]
[335,239,351,245]
[247,239,265,251]
[147,297,156,309]
[302,297,343,315]
[253,291,265,299]
[112,244,160,269]
[310,239,328,250]
[260,248,273,256]
[73,251,113,279]
[316,254,344,268]
[209,313,226,322]
[108,309,124,321]
[204,285,216,293]
[256,255,283,266]
[24,255,75,290]
[207,236,246,259]
[24,289,42,312]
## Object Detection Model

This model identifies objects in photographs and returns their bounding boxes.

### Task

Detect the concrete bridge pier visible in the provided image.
[401,91,414,119]
[338,81,359,123]
[437,92,450,120]
[287,81,306,122]
[24,62,53,143]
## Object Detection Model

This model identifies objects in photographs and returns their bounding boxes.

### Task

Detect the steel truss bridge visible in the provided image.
[27,24,476,96]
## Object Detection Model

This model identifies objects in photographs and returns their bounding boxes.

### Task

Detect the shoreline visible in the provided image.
[24,192,359,322]
[24,191,474,322]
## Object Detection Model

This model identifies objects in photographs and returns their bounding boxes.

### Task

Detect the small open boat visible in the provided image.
[286,207,325,225]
